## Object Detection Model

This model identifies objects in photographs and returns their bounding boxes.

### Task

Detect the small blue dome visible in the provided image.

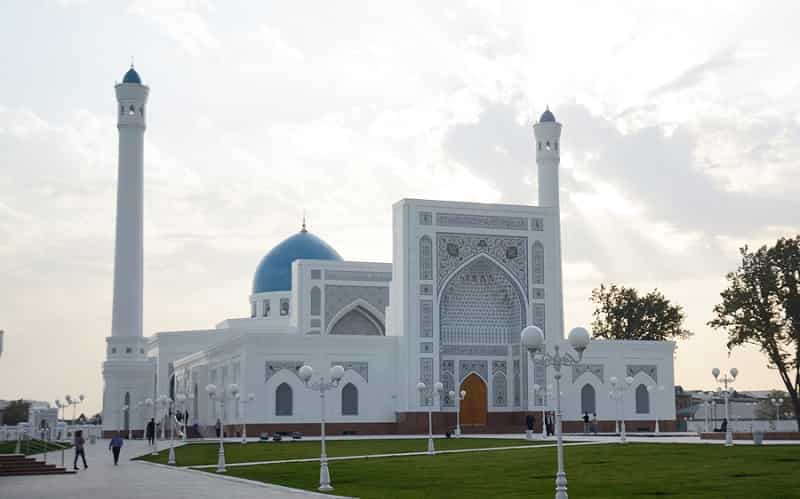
[540,108,556,123]
[252,230,342,293]
[123,68,142,84]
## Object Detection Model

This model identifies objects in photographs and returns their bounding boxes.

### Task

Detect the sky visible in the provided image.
[1,1,799,416]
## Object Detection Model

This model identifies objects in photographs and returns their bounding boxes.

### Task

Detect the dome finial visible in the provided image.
[301,210,307,233]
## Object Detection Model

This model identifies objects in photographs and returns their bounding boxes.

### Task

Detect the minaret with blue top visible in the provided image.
[533,107,565,343]
[102,65,152,436]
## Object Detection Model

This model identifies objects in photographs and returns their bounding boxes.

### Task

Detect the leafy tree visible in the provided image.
[2,399,30,425]
[754,390,795,420]
[590,284,692,341]
[709,236,800,431]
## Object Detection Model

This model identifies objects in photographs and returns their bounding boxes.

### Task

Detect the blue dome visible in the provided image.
[540,108,556,123]
[252,230,342,293]
[123,68,142,84]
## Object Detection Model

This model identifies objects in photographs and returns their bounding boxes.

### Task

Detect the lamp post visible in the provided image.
[205,383,238,473]
[771,397,784,428]
[236,393,255,444]
[646,385,665,434]
[417,381,443,455]
[64,394,85,424]
[298,364,344,492]
[119,404,128,435]
[157,395,169,441]
[609,376,634,443]
[521,325,591,499]
[448,389,466,437]
[174,393,187,442]
[145,398,157,455]
[164,396,177,466]
[134,401,144,439]
[712,367,738,446]
[532,384,554,439]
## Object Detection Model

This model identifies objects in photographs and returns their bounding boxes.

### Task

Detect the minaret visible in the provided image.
[533,108,565,342]
[102,65,153,435]
[111,65,148,341]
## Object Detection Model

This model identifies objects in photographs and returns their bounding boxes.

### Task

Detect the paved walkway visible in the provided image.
[0,438,338,499]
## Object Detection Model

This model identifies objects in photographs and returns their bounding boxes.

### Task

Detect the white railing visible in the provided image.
[685,419,798,433]
[1,423,103,444]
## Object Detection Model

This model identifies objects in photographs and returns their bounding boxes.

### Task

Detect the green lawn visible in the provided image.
[0,439,72,455]
[137,437,546,466]
[222,443,800,499]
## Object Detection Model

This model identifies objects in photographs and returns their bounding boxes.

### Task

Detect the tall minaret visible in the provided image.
[102,65,153,435]
[533,108,565,342]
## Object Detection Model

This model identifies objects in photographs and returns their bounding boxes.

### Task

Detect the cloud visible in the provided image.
[128,0,220,56]
[649,46,739,97]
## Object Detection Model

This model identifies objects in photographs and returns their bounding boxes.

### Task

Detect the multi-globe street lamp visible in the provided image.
[711,367,738,446]
[205,383,239,473]
[134,401,145,439]
[448,389,466,437]
[532,383,554,439]
[771,397,784,426]
[156,395,170,441]
[521,325,591,499]
[609,376,634,443]
[64,394,85,424]
[417,381,444,455]
[646,385,665,434]
[298,364,345,492]
[119,404,129,434]
[236,392,255,444]
[144,398,158,455]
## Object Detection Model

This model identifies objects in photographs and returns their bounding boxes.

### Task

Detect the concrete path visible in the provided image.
[0,438,339,499]
[189,440,606,469]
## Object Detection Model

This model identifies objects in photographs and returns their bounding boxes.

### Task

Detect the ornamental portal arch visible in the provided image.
[439,254,527,346]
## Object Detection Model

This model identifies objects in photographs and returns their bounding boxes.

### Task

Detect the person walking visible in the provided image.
[109,432,124,465]
[146,418,155,446]
[73,430,88,470]
[215,418,222,438]
[582,412,590,434]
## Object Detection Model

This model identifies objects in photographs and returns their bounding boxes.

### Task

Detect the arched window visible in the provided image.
[420,236,433,280]
[580,384,596,414]
[276,383,293,416]
[123,392,130,431]
[310,287,321,316]
[341,383,358,416]
[635,384,650,414]
[330,306,384,335]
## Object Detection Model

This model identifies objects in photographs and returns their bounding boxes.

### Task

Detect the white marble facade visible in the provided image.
[101,69,676,433]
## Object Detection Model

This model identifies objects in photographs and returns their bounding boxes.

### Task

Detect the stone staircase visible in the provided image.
[0,454,76,476]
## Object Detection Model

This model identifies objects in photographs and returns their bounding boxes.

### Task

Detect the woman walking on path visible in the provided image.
[109,433,124,465]
[73,430,88,470]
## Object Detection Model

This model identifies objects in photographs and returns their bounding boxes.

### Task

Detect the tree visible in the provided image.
[754,390,795,421]
[590,284,692,341]
[2,399,30,425]
[709,236,800,431]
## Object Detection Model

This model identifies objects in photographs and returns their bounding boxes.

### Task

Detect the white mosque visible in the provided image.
[101,66,676,437]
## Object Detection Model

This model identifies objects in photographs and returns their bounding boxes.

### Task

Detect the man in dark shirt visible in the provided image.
[109,433,124,465]
[146,418,155,446]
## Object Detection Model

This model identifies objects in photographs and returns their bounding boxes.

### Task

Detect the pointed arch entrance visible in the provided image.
[460,373,487,426]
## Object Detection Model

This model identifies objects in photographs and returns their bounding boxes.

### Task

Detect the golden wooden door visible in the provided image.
[460,373,487,426]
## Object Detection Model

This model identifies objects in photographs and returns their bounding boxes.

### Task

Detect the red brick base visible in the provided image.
[165,413,679,439]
